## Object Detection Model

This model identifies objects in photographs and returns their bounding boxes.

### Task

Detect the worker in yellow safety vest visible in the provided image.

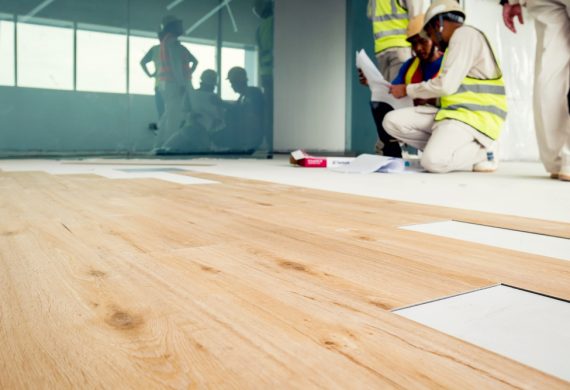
[360,14,443,157]
[253,0,274,152]
[367,0,429,82]
[384,0,508,173]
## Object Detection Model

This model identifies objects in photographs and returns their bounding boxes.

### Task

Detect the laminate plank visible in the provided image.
[1,170,569,388]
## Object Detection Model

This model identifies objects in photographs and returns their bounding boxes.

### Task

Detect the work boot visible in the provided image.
[473,144,499,173]
[370,102,402,158]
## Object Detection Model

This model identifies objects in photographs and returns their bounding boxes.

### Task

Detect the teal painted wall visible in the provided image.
[0,86,156,154]
[346,0,377,154]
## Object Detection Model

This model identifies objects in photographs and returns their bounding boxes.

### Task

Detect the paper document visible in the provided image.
[356,49,413,110]
[331,154,416,174]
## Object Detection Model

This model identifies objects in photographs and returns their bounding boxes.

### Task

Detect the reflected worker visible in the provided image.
[161,70,224,154]
[153,15,198,153]
[214,67,264,153]
[253,0,274,150]
[140,31,166,121]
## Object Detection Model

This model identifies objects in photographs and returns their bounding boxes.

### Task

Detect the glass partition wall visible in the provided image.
[0,0,274,157]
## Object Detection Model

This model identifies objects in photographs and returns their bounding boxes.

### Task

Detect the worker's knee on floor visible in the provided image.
[421,152,452,173]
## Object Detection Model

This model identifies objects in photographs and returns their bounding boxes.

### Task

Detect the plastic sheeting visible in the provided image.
[464,0,539,161]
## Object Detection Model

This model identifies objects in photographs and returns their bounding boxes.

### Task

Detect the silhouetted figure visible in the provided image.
[153,15,198,153]
[161,70,225,154]
[140,31,166,120]
[253,0,274,150]
[214,67,264,153]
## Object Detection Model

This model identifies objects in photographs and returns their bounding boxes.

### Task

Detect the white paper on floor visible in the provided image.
[401,220,570,261]
[331,154,418,174]
[394,284,570,381]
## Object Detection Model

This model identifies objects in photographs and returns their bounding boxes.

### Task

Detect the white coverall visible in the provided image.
[368,0,429,81]
[154,36,196,151]
[510,0,570,176]
[383,26,499,173]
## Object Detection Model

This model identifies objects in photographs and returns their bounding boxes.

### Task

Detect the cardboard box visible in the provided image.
[289,150,355,168]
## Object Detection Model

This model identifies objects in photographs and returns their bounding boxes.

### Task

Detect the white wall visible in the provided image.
[274,0,347,152]
[464,0,539,161]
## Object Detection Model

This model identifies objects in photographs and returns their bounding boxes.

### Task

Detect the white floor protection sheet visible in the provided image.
[0,160,218,186]
[394,285,570,382]
[401,220,570,261]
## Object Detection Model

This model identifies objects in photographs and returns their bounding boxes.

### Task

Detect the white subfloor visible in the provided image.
[402,221,570,261]
[0,156,568,223]
[395,285,570,382]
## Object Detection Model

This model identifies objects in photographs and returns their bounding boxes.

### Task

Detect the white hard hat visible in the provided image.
[423,0,466,30]
[406,15,425,41]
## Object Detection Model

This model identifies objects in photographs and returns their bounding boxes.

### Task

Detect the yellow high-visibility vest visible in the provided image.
[435,29,507,140]
[256,16,273,77]
[369,0,410,54]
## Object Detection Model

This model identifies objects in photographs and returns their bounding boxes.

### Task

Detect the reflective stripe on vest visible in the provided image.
[257,17,274,77]
[371,0,410,54]
[435,30,507,141]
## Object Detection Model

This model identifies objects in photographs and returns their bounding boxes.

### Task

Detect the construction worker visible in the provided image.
[368,0,428,82]
[368,0,428,154]
[160,70,223,154]
[213,67,265,153]
[253,0,274,152]
[384,0,507,173]
[360,14,443,157]
[140,31,166,121]
[253,0,273,98]
[501,0,569,181]
[153,15,198,153]
[189,69,225,134]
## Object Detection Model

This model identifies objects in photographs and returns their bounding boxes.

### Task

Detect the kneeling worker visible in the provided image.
[362,14,443,157]
[385,0,507,173]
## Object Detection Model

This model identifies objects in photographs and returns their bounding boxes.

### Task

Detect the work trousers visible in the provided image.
[528,0,570,173]
[370,102,402,158]
[155,83,187,150]
[383,106,489,173]
[373,47,411,153]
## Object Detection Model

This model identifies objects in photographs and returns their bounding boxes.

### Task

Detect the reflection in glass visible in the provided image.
[0,20,15,86]
[0,0,274,156]
[17,21,73,90]
[76,28,127,93]
[221,46,246,101]
[182,41,216,90]
[130,34,160,96]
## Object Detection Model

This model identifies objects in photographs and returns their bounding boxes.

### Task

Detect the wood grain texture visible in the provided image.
[1,170,569,389]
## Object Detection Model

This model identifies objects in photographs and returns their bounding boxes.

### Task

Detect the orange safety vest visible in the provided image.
[158,34,190,82]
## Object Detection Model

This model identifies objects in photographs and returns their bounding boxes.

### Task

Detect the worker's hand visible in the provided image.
[389,84,407,99]
[358,69,368,86]
[502,4,524,33]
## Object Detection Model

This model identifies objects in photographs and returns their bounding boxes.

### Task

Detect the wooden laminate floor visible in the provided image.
[1,169,569,389]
